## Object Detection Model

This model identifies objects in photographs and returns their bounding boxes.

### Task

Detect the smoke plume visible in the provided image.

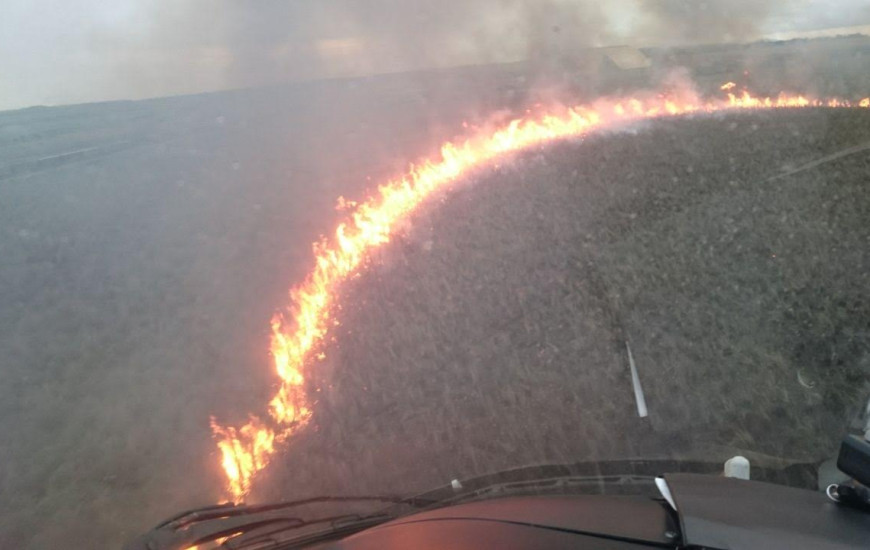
[2,0,870,109]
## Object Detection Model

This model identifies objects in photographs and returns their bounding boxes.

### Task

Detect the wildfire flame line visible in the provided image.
[210,84,870,501]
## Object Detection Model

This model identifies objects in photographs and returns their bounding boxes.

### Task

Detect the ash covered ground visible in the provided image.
[2,36,870,549]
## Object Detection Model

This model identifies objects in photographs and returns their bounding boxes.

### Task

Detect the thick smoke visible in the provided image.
[125,0,865,94]
[3,0,870,109]
[139,1,611,85]
[639,0,788,45]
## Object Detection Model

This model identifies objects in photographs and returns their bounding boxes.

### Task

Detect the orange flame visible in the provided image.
[183,532,241,550]
[209,85,870,501]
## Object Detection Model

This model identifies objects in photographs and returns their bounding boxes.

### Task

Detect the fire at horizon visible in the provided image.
[209,83,870,501]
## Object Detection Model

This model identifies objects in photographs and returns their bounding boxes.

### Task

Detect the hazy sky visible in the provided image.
[2,0,869,111]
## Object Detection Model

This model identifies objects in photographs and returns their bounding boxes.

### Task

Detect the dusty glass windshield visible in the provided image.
[2,2,870,549]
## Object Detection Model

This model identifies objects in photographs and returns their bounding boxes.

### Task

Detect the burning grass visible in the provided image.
[212,86,870,501]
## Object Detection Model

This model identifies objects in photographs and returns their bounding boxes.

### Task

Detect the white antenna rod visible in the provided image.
[626,341,648,418]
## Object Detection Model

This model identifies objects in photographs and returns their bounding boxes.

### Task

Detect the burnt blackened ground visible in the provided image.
[260,109,870,503]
